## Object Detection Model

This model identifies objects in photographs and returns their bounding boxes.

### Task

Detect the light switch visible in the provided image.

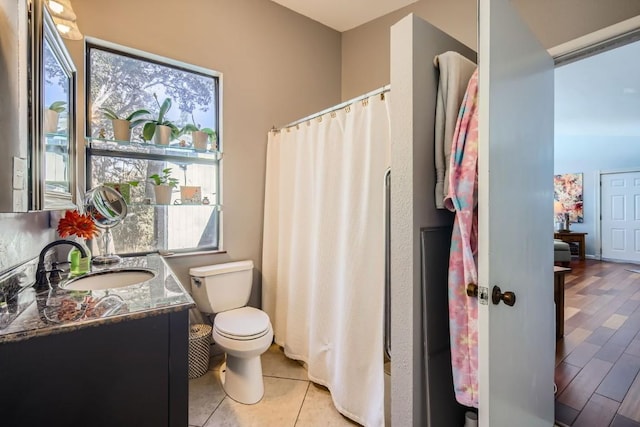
[13,157,27,190]
[13,189,25,211]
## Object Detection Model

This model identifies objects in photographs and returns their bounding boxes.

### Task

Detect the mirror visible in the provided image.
[0,0,77,212]
[34,1,77,210]
[84,185,128,265]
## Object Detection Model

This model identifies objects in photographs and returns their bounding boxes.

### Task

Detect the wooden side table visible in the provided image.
[554,266,571,340]
[554,231,588,261]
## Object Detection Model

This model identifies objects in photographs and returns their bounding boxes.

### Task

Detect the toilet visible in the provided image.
[189,260,273,404]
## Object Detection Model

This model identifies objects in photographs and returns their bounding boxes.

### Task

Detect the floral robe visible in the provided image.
[443,68,479,408]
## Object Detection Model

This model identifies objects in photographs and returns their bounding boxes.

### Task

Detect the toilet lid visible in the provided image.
[214,307,271,339]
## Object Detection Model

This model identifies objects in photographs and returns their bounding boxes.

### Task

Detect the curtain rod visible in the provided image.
[275,85,391,131]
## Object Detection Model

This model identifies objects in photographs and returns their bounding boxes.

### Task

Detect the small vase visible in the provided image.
[43,109,59,134]
[154,185,173,205]
[180,186,201,204]
[68,237,91,277]
[154,124,172,146]
[112,119,131,142]
[192,131,208,151]
[562,213,571,232]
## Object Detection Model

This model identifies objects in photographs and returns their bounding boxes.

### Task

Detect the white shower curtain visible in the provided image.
[262,92,390,426]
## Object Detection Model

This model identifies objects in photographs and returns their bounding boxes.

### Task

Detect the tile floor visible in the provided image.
[189,344,360,427]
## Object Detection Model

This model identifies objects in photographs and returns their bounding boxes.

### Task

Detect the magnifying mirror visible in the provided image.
[85,185,128,265]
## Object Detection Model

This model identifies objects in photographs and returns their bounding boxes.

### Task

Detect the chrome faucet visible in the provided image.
[34,240,88,292]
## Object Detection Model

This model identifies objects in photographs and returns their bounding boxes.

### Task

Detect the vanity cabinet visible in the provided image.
[0,0,77,212]
[0,310,189,427]
[0,255,193,426]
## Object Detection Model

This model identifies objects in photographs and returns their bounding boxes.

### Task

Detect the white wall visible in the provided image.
[555,135,640,257]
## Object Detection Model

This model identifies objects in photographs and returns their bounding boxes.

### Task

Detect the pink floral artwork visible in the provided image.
[554,173,583,223]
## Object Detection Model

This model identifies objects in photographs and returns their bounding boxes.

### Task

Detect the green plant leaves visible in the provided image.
[100,107,120,120]
[180,124,216,140]
[48,101,67,113]
[101,108,150,127]
[158,97,171,124]
[166,123,180,139]
[142,122,156,141]
[129,118,148,129]
[148,168,179,187]
[107,94,213,145]
[125,109,151,122]
[181,123,199,133]
[201,128,217,140]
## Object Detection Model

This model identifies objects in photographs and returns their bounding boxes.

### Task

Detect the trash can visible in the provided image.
[188,323,212,379]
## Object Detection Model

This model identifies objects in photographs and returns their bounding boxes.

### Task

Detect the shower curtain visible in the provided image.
[262,92,390,426]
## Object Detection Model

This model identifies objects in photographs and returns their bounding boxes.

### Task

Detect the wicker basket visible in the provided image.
[188,324,212,379]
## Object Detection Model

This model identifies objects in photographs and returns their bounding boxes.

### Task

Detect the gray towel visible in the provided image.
[434,51,476,208]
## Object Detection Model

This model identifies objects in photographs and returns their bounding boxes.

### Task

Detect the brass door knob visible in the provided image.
[492,286,516,306]
[466,283,478,298]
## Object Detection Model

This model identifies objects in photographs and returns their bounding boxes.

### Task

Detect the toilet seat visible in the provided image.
[214,307,271,341]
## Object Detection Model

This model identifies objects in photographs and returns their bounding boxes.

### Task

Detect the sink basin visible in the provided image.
[60,268,157,291]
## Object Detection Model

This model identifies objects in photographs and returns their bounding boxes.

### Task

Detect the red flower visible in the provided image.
[57,210,98,240]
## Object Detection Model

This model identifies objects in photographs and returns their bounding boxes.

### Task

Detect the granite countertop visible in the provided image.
[0,254,195,344]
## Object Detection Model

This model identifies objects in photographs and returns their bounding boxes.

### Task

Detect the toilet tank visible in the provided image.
[189,260,254,314]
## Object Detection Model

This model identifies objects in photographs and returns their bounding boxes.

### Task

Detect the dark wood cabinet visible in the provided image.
[0,310,189,427]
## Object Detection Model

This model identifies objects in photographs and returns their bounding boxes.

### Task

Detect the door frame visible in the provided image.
[549,16,640,265]
[386,10,640,427]
[548,15,640,64]
[598,168,640,261]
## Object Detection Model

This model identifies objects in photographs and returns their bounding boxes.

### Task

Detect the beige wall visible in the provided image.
[342,0,640,100]
[67,0,342,303]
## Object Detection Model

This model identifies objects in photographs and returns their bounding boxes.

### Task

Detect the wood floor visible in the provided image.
[555,259,640,427]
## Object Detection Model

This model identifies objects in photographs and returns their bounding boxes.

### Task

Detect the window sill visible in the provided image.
[158,249,227,259]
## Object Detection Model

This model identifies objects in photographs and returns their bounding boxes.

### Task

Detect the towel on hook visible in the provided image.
[434,51,476,209]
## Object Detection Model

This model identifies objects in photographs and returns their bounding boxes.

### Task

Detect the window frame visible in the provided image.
[84,37,223,256]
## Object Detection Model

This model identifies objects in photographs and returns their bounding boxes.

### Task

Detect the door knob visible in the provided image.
[466,283,478,298]
[492,286,516,306]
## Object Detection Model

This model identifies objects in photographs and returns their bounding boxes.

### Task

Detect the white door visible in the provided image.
[478,0,555,425]
[601,171,640,263]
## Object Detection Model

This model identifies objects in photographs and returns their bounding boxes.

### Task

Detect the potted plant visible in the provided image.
[181,114,217,151]
[142,94,180,146]
[99,107,150,142]
[44,101,66,134]
[148,167,179,205]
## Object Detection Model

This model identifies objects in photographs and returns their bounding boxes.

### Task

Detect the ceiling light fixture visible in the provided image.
[52,17,83,40]
[47,0,76,21]
[46,0,82,40]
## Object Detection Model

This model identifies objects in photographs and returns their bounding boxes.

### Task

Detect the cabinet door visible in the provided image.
[34,0,77,210]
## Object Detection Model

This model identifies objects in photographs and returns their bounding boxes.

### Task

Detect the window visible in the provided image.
[85,40,221,255]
